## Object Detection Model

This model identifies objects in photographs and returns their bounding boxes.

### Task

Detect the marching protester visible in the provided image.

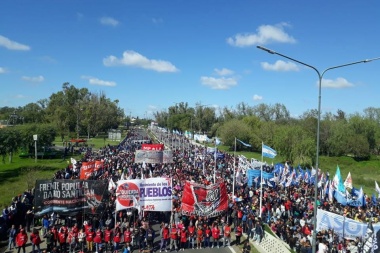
[159,223,170,252]
[16,227,28,253]
[169,223,179,252]
[8,224,17,251]
[30,228,42,253]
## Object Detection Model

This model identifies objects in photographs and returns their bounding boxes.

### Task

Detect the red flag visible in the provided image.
[80,161,96,179]
[181,181,228,217]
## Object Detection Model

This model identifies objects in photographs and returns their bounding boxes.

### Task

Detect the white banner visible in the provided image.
[317,209,380,240]
[115,178,172,212]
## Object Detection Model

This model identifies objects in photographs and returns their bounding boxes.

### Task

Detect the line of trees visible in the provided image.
[1,85,380,167]
[154,102,380,167]
[0,83,125,162]
[0,83,125,139]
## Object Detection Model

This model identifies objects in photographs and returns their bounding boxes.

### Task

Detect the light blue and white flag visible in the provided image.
[215,137,221,146]
[237,139,251,147]
[262,143,277,158]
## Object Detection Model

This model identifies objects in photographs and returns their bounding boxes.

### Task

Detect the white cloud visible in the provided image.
[100,17,120,27]
[214,68,234,76]
[260,60,299,71]
[253,94,263,101]
[0,35,31,51]
[227,23,296,47]
[81,76,116,87]
[321,77,354,88]
[103,50,179,73]
[200,76,238,90]
[0,67,7,74]
[21,75,44,82]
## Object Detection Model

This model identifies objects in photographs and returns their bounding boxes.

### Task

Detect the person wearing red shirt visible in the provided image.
[51,226,58,247]
[211,224,220,248]
[94,228,103,253]
[104,226,113,252]
[160,224,169,252]
[68,228,77,253]
[235,224,243,245]
[58,227,67,253]
[187,223,195,249]
[113,229,122,253]
[169,223,178,252]
[30,229,42,253]
[179,227,187,251]
[86,228,95,252]
[84,221,93,233]
[196,225,204,249]
[71,223,79,235]
[16,228,28,253]
[285,199,292,218]
[223,223,231,247]
[204,225,211,248]
[123,228,132,244]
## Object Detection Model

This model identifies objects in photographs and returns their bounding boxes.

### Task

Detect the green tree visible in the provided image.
[0,127,21,163]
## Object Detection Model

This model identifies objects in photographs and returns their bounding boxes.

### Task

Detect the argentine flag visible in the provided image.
[262,143,277,158]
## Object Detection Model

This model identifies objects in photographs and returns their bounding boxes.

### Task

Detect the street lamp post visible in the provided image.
[257,45,380,253]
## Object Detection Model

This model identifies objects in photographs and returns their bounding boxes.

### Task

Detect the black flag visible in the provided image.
[362,222,380,253]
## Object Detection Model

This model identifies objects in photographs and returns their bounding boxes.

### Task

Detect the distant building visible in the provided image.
[0,120,8,128]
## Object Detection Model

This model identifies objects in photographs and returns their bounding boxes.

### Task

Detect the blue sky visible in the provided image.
[1,0,380,119]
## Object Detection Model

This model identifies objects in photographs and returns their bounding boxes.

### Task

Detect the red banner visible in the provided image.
[80,161,96,179]
[95,160,104,171]
[141,144,164,151]
[181,181,228,217]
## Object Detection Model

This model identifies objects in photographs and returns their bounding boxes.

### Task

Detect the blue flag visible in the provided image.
[372,193,377,205]
[237,139,251,147]
[334,190,347,205]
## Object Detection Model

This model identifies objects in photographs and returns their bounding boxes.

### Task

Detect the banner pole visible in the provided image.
[232,137,236,199]
[260,164,263,218]
[214,140,216,184]
[260,141,264,218]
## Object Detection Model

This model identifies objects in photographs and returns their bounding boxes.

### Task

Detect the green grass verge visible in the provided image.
[53,136,124,149]
[0,135,126,208]
[0,155,76,208]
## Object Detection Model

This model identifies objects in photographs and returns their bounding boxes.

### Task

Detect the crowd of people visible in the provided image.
[1,126,378,253]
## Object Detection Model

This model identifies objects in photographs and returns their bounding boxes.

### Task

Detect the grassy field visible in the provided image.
[0,155,70,208]
[0,136,126,208]
[52,136,123,149]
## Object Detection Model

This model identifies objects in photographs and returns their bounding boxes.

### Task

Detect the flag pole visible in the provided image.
[203,141,206,175]
[260,142,263,218]
[232,137,236,199]
[214,139,216,184]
